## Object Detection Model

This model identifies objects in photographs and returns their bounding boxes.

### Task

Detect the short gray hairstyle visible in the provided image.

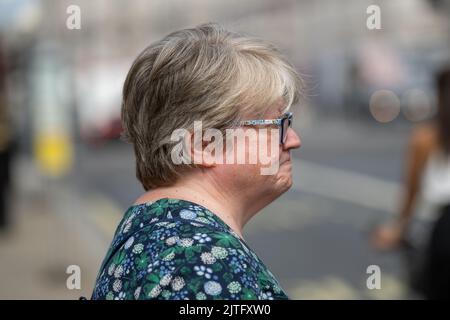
[121,22,303,190]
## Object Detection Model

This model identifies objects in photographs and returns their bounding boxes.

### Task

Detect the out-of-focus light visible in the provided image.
[0,0,42,33]
[401,89,435,122]
[369,90,401,123]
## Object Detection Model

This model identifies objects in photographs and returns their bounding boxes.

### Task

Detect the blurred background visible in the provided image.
[0,0,450,299]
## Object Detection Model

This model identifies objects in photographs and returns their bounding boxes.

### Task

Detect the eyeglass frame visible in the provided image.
[239,112,293,144]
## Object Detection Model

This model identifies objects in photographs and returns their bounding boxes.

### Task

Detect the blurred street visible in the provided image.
[1,112,429,299]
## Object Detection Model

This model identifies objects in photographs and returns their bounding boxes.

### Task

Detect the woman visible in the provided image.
[92,23,302,300]
[372,68,450,299]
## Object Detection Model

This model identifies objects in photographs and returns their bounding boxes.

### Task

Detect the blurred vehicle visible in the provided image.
[76,61,127,145]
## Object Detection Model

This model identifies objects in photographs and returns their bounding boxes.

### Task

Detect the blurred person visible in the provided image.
[91,23,302,300]
[372,68,450,299]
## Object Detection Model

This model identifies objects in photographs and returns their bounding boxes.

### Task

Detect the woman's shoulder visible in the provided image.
[107,225,283,300]
[109,197,228,240]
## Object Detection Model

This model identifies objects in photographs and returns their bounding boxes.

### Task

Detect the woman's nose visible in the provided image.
[283,128,301,150]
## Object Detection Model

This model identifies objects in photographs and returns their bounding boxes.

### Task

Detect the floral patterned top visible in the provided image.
[91,198,289,300]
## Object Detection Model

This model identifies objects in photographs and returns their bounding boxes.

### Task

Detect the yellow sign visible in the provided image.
[34,132,73,177]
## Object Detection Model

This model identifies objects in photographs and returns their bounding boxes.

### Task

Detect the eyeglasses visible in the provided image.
[240,112,293,144]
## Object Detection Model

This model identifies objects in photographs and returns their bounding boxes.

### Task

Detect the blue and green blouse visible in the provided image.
[91,198,289,300]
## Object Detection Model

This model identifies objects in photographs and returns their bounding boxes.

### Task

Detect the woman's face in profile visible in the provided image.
[215,100,302,202]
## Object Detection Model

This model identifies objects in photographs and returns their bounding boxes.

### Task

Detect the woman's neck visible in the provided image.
[134,175,249,240]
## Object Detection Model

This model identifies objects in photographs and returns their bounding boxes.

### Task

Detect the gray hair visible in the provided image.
[121,22,303,190]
